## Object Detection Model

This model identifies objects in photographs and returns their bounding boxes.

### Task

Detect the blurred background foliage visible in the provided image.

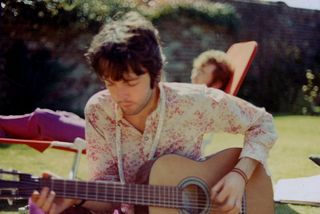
[0,0,319,116]
[302,69,320,115]
[1,0,238,30]
[0,0,239,116]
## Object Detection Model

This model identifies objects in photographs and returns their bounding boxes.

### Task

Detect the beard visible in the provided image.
[120,89,154,116]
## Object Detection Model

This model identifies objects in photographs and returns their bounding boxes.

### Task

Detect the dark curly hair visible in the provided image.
[85,11,165,88]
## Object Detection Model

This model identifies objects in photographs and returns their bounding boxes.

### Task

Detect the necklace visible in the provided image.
[115,83,166,183]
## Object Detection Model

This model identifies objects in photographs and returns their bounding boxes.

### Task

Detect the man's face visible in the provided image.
[104,70,153,116]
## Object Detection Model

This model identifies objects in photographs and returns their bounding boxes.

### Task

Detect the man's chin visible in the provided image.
[122,107,144,116]
[121,108,137,116]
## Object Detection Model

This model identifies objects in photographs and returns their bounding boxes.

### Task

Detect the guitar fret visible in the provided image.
[101,183,105,201]
[162,186,164,206]
[163,186,166,206]
[67,180,75,198]
[64,180,66,198]
[141,184,144,205]
[148,185,152,205]
[157,185,160,206]
[151,185,154,205]
[172,188,178,206]
[85,181,88,200]
[128,184,131,203]
[156,186,158,205]
[113,182,116,202]
[95,182,98,201]
[124,184,133,203]
[97,182,100,201]
[171,188,175,207]
[75,180,78,199]
[135,184,138,205]
[121,183,124,204]
[104,182,107,201]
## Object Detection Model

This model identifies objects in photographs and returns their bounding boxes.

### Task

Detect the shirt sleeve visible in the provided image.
[202,88,278,171]
[85,103,119,182]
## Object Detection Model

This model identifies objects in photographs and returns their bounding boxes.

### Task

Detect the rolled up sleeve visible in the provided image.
[202,88,278,172]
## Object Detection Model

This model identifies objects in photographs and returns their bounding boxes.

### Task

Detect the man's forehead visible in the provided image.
[105,71,140,83]
[123,71,140,79]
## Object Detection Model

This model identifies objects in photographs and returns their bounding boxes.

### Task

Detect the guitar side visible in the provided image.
[147,148,274,214]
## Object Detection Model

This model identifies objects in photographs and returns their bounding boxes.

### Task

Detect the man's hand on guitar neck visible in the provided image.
[30,173,116,214]
[31,173,77,214]
[32,187,77,214]
[210,157,259,214]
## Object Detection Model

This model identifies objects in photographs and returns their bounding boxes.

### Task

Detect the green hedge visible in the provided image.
[1,0,239,30]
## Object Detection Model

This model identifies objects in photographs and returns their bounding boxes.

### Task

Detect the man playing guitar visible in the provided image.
[31,11,277,214]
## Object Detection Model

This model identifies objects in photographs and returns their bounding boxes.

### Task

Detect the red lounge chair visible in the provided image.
[224,41,258,96]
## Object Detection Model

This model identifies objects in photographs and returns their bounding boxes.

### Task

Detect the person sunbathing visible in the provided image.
[0,108,85,142]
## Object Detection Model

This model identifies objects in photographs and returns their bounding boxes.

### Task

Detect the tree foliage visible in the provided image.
[141,0,239,30]
[1,0,239,30]
[302,69,320,115]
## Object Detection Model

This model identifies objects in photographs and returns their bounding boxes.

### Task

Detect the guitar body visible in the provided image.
[136,148,274,214]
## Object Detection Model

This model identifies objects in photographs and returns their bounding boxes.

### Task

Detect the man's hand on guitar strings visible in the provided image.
[31,173,77,214]
[210,171,246,214]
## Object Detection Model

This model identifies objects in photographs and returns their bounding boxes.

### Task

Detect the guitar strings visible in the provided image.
[13,189,246,212]
[10,180,218,206]
[17,179,207,203]
[13,182,205,206]
[9,180,246,211]
[9,179,212,205]
[12,187,247,212]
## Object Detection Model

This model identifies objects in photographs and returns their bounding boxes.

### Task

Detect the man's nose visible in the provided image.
[115,87,130,100]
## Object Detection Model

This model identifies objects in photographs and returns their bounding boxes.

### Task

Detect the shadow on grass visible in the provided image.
[0,143,12,149]
[0,199,28,212]
[276,203,300,214]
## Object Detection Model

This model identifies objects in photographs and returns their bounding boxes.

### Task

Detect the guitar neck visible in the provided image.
[37,179,184,208]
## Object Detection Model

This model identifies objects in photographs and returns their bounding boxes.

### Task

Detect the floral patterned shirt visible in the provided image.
[84,82,277,211]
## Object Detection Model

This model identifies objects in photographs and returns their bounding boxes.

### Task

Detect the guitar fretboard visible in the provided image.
[40,179,186,208]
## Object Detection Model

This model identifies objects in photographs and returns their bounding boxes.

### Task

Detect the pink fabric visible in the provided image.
[0,108,85,141]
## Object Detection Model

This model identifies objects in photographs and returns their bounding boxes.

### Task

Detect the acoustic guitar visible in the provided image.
[0,148,274,213]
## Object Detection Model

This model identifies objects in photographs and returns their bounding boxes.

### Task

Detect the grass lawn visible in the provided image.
[1,115,319,213]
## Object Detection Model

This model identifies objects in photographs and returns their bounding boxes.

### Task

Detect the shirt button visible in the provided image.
[144,136,149,141]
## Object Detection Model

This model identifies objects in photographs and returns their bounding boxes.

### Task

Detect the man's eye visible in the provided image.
[127,81,139,86]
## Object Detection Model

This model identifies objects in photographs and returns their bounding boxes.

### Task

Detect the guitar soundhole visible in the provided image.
[179,177,211,214]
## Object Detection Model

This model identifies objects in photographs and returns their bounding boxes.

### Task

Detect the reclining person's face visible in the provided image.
[192,63,223,89]
[104,69,154,116]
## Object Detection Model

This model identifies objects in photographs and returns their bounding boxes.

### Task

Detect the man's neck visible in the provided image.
[124,86,160,133]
